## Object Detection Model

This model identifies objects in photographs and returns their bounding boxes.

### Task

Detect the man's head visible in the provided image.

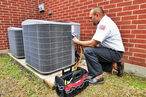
[89,6,105,26]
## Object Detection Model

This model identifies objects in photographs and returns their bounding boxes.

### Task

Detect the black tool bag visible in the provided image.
[55,67,89,97]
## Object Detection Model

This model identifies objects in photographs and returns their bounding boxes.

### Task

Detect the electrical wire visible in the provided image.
[73,46,83,71]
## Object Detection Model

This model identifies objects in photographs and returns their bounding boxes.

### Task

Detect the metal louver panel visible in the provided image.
[22,20,80,74]
[8,27,24,58]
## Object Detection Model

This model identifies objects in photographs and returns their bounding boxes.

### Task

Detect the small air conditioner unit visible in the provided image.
[7,27,24,58]
[22,19,80,74]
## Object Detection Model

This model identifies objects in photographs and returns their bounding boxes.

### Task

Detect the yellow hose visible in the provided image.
[73,46,83,71]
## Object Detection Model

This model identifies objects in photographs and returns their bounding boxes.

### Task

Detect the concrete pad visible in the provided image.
[8,53,87,89]
[124,63,146,77]
[0,49,9,54]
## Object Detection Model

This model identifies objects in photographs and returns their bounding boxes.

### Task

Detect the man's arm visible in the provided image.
[72,37,100,47]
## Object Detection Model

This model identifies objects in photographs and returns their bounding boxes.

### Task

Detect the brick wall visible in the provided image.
[39,0,146,67]
[0,0,39,50]
[0,0,146,67]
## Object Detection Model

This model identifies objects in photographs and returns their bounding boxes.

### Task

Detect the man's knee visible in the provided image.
[84,47,94,55]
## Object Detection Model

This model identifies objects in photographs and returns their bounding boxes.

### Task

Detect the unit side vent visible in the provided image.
[8,27,24,58]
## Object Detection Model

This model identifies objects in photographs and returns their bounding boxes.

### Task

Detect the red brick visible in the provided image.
[140,3,146,9]
[133,9,146,15]
[124,47,129,52]
[1,10,9,13]
[124,43,134,48]
[98,1,109,6]
[134,53,146,59]
[136,35,146,39]
[123,5,139,11]
[110,0,123,4]
[138,25,146,29]
[135,44,146,49]
[122,34,135,38]
[122,15,137,20]
[85,33,94,37]
[132,61,146,67]
[129,57,145,63]
[116,21,131,25]
[0,46,4,49]
[84,36,92,40]
[0,0,39,50]
[120,30,131,34]
[117,1,132,7]
[117,11,132,16]
[109,8,122,13]
[122,38,129,43]
[88,3,98,8]
[133,0,146,4]
[139,14,146,19]
[111,17,120,22]
[93,0,103,2]
[86,26,96,30]
[104,4,116,9]
[132,30,146,34]
[121,59,132,64]
[104,9,109,13]
[83,23,93,26]
[124,51,133,56]
[84,1,92,5]
[80,6,87,10]
[121,25,136,29]
[132,20,146,24]
[107,13,116,17]
[129,48,146,53]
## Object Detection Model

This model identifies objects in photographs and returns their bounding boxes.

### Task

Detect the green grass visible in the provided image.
[0,54,146,97]
[129,82,145,89]
[0,55,56,97]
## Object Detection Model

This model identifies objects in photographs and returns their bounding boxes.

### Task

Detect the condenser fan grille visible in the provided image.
[22,22,75,74]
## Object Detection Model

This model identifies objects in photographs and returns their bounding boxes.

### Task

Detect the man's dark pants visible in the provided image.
[84,46,123,77]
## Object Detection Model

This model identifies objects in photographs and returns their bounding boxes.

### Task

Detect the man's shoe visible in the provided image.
[117,62,124,77]
[89,77,104,84]
[88,75,94,79]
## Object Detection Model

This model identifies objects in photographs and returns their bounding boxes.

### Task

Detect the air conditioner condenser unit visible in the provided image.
[22,19,80,74]
[8,27,25,58]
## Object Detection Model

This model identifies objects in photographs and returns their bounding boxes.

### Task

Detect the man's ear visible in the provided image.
[96,13,99,17]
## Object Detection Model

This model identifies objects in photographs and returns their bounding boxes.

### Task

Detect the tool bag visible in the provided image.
[55,67,89,97]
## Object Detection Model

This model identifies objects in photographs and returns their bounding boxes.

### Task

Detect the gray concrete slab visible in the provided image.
[124,63,146,77]
[0,49,9,54]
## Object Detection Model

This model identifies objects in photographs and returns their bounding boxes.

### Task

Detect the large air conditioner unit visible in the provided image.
[8,27,24,58]
[22,19,80,74]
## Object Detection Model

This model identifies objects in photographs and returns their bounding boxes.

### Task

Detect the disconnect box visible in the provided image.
[38,3,44,12]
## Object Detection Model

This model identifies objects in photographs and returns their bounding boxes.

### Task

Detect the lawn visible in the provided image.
[0,54,145,97]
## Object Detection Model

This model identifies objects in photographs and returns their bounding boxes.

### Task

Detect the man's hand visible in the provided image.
[71,32,100,47]
[71,32,77,38]
[72,37,79,44]
[71,32,79,44]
